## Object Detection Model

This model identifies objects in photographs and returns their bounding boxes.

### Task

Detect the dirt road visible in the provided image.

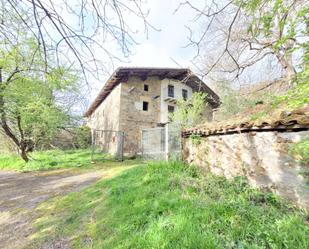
[0,167,124,249]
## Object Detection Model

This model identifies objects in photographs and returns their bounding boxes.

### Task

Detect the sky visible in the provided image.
[79,0,205,107]
[118,0,199,68]
[33,0,206,113]
[40,0,285,112]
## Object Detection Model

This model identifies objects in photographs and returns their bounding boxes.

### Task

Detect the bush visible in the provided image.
[170,92,209,127]
[72,126,91,149]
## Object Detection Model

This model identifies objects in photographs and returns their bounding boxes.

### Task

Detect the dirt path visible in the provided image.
[0,166,126,249]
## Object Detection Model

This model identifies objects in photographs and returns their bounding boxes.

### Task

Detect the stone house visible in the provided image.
[85,67,220,155]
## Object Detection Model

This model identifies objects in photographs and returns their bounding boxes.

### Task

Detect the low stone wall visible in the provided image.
[183,130,309,208]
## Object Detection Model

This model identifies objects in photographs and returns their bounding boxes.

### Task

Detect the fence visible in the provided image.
[91,130,124,161]
[141,123,182,160]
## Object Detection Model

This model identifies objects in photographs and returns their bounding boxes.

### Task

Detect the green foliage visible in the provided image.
[273,42,309,109]
[4,77,70,146]
[28,161,309,249]
[273,81,309,109]
[250,111,268,121]
[0,132,17,153]
[190,134,202,146]
[215,86,251,120]
[289,138,309,185]
[242,0,307,46]
[0,35,79,157]
[215,81,272,121]
[170,92,208,127]
[72,126,92,149]
[289,138,309,165]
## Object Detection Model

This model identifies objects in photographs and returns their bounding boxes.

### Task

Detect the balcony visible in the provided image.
[162,87,177,104]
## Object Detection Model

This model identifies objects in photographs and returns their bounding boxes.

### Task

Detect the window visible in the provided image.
[182,89,188,100]
[168,105,175,113]
[168,85,174,97]
[144,84,149,91]
[142,101,149,111]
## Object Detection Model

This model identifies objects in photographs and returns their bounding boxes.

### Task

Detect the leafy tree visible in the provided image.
[169,92,208,128]
[273,36,309,108]
[0,36,77,161]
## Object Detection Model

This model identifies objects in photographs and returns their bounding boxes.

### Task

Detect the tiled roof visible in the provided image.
[183,106,309,137]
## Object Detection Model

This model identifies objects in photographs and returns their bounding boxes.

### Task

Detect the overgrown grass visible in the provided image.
[28,161,309,249]
[0,149,135,172]
[289,137,309,165]
[289,137,309,185]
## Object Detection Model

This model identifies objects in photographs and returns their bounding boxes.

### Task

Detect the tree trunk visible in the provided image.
[282,57,296,80]
[275,41,297,86]
[20,146,29,162]
[0,67,29,162]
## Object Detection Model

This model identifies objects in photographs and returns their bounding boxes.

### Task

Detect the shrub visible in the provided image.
[72,126,92,149]
[170,92,209,127]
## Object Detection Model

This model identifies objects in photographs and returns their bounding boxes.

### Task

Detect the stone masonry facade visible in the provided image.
[119,76,162,155]
[183,130,309,208]
[87,84,121,154]
[86,68,219,156]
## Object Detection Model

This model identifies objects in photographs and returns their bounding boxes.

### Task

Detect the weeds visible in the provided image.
[27,161,309,249]
[289,137,309,165]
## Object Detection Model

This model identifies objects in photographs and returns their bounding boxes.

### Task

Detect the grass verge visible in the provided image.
[27,161,309,249]
[0,149,140,172]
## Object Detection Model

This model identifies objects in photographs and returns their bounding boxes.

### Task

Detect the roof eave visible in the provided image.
[84,67,220,116]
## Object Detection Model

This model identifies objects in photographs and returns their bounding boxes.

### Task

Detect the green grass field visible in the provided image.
[27,160,309,249]
[0,149,135,172]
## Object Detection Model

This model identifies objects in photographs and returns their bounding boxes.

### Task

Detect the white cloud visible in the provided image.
[115,0,199,69]
[42,0,206,108]
[85,0,200,104]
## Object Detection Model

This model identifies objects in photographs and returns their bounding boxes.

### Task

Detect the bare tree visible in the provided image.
[176,0,308,83]
[0,0,156,81]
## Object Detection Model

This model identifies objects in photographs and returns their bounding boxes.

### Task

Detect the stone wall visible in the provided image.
[87,75,216,156]
[119,76,161,155]
[183,130,309,208]
[87,84,121,154]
